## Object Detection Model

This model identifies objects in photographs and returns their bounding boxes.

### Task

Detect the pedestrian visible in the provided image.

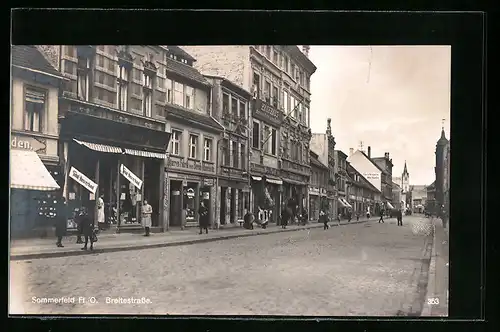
[141,199,153,236]
[96,194,105,228]
[78,207,95,251]
[378,208,385,223]
[198,201,209,234]
[397,209,403,226]
[302,208,309,225]
[54,198,67,247]
[356,212,360,221]
[337,212,341,223]
[281,203,290,229]
[243,210,254,230]
[320,210,329,230]
[75,206,84,244]
[347,209,352,222]
[366,209,371,219]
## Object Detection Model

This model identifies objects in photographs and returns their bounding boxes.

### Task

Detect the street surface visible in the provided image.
[10,216,432,316]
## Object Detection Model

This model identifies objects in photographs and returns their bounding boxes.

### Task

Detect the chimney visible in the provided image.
[349,148,354,156]
[326,118,332,136]
[302,45,310,58]
[368,146,371,158]
[385,152,390,159]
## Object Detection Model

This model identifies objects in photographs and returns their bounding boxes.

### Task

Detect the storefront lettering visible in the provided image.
[69,167,98,194]
[120,164,143,189]
[363,172,380,180]
[203,178,215,187]
[11,135,47,154]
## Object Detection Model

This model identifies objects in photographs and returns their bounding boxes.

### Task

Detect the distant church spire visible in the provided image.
[403,160,408,175]
[438,118,449,145]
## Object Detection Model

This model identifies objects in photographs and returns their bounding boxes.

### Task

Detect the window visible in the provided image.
[222,93,230,114]
[165,79,173,103]
[252,121,260,149]
[273,50,278,64]
[266,46,271,58]
[232,141,239,168]
[64,46,76,58]
[174,82,184,106]
[290,96,296,118]
[272,86,279,107]
[171,130,181,155]
[252,73,261,98]
[204,138,212,161]
[185,86,194,109]
[291,63,296,79]
[299,71,304,86]
[24,87,45,132]
[189,134,198,159]
[271,128,277,155]
[143,73,153,117]
[240,143,246,170]
[303,105,309,126]
[263,125,270,154]
[239,101,246,119]
[306,75,311,90]
[237,189,244,219]
[77,58,90,101]
[231,97,238,117]
[298,103,303,123]
[283,90,289,112]
[279,53,283,68]
[264,81,271,101]
[118,66,129,111]
[284,56,289,72]
[223,139,230,166]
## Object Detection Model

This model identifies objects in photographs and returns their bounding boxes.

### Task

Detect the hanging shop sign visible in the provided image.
[120,164,143,189]
[69,167,98,194]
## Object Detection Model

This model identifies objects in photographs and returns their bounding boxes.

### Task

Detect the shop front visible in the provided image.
[167,172,216,228]
[281,169,309,220]
[250,163,281,224]
[337,196,352,217]
[308,186,320,221]
[10,148,62,238]
[218,178,250,226]
[59,101,170,233]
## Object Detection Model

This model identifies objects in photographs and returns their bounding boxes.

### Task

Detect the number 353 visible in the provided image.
[427,298,440,305]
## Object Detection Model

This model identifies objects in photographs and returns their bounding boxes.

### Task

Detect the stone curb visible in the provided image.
[10,219,370,261]
[421,220,437,316]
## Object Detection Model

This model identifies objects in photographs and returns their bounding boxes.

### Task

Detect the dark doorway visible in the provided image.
[220,187,227,225]
[230,188,236,223]
[170,180,182,226]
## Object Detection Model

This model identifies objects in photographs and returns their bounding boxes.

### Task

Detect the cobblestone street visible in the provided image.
[10,216,432,316]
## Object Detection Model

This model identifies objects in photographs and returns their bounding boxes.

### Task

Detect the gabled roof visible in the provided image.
[11,45,63,78]
[356,150,386,173]
[166,58,210,87]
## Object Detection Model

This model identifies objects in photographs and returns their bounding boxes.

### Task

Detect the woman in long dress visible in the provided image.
[142,199,153,236]
[97,194,105,226]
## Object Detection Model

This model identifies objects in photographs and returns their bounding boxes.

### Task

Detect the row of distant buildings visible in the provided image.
[10,44,409,238]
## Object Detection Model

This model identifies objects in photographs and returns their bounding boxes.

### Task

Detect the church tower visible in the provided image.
[402,161,410,192]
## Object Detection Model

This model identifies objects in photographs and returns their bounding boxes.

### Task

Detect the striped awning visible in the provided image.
[338,197,352,208]
[386,202,395,209]
[124,148,167,159]
[10,149,60,191]
[74,139,122,154]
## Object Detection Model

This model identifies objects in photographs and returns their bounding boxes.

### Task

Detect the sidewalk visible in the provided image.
[10,218,371,260]
[421,217,449,316]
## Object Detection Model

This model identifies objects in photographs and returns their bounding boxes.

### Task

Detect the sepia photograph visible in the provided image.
[9,44,450,316]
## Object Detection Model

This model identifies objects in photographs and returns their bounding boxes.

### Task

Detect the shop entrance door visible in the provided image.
[170,180,182,226]
[230,188,236,223]
[220,187,227,225]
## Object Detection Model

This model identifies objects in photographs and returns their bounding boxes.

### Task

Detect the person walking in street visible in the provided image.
[301,208,309,226]
[78,207,95,251]
[347,209,352,222]
[378,208,385,223]
[54,198,67,247]
[142,199,153,236]
[356,211,360,221]
[366,208,371,219]
[397,208,403,226]
[198,201,209,234]
[96,194,105,229]
[320,209,329,230]
[281,203,291,229]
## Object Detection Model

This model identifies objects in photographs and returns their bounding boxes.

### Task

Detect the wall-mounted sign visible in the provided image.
[11,134,47,154]
[120,164,143,189]
[363,172,380,180]
[69,167,98,194]
[186,188,195,198]
[203,178,215,187]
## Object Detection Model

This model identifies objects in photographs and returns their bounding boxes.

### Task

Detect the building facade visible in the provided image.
[204,75,252,227]
[334,150,352,217]
[42,45,172,233]
[443,140,450,218]
[310,118,337,218]
[308,150,329,221]
[411,185,428,213]
[371,152,395,209]
[392,181,403,210]
[182,45,317,223]
[161,47,223,229]
[10,45,65,237]
[347,147,384,215]
[435,127,449,210]
[346,162,382,215]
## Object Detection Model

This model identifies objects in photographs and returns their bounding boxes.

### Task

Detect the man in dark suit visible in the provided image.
[397,209,403,226]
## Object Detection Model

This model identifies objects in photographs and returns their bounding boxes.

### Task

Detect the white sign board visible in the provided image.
[363,172,380,180]
[120,164,143,189]
[69,167,98,194]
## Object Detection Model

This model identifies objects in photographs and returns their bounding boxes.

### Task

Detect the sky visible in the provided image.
[307,45,451,186]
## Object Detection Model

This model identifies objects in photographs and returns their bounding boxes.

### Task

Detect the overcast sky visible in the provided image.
[308,45,451,185]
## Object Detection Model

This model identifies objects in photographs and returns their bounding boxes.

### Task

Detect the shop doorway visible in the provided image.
[184,182,199,225]
[143,158,160,227]
[170,180,182,226]
[220,187,227,225]
[230,188,236,223]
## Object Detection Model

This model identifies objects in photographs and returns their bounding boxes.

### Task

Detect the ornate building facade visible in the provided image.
[182,45,317,223]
